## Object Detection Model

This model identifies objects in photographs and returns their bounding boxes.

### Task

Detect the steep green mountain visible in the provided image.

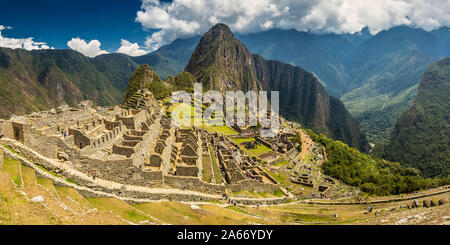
[132,36,200,80]
[0,47,137,119]
[341,26,449,143]
[186,24,369,152]
[185,24,261,92]
[92,53,139,91]
[122,64,165,103]
[165,72,197,93]
[378,57,450,178]
[122,64,198,102]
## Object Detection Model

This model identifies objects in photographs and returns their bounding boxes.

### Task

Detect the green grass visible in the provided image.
[204,125,238,135]
[2,157,22,186]
[226,205,250,215]
[273,189,285,197]
[55,187,93,209]
[230,138,273,158]
[65,178,78,185]
[261,167,311,194]
[201,156,213,183]
[209,146,222,184]
[35,164,61,178]
[86,198,154,223]
[273,160,290,167]
[21,165,36,187]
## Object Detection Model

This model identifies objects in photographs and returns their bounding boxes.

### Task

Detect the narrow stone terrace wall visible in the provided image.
[229,179,280,193]
[164,175,225,194]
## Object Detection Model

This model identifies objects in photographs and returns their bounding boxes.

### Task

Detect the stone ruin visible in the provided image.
[0,88,283,198]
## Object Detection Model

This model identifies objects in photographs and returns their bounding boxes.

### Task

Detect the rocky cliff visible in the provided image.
[185,24,261,92]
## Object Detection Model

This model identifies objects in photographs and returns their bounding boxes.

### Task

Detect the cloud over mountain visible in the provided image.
[136,0,450,50]
[116,39,149,56]
[67,38,109,57]
[0,25,52,51]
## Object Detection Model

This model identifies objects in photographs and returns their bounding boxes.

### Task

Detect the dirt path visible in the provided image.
[299,129,313,160]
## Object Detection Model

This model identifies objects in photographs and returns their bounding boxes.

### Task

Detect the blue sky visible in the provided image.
[0,0,151,52]
[0,0,448,57]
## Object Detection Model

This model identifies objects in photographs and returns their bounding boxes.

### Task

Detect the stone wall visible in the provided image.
[231,197,290,206]
[69,128,91,149]
[160,127,175,174]
[116,110,148,130]
[164,175,225,194]
[131,119,160,168]
[229,179,279,193]
[176,166,199,177]
[23,125,59,158]
[0,120,14,139]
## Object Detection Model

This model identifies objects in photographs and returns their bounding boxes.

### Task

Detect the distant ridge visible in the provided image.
[0,47,138,119]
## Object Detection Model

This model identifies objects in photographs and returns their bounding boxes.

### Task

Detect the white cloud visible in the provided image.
[0,25,12,31]
[0,25,52,51]
[116,39,149,56]
[67,38,109,57]
[136,0,450,50]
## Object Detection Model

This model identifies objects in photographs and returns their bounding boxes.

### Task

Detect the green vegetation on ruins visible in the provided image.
[229,138,273,158]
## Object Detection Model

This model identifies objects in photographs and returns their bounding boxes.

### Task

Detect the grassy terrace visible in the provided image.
[201,156,213,183]
[262,166,313,195]
[2,157,22,186]
[273,160,291,168]
[230,137,273,158]
[86,198,157,224]
[209,146,223,184]
[167,102,238,135]
[202,125,238,135]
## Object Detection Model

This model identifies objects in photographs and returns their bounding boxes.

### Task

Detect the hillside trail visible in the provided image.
[299,129,313,160]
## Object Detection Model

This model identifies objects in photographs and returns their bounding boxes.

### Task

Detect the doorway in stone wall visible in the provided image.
[12,122,24,143]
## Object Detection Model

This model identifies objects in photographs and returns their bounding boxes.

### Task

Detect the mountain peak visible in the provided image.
[210,23,232,32]
[185,23,260,91]
[200,23,237,44]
